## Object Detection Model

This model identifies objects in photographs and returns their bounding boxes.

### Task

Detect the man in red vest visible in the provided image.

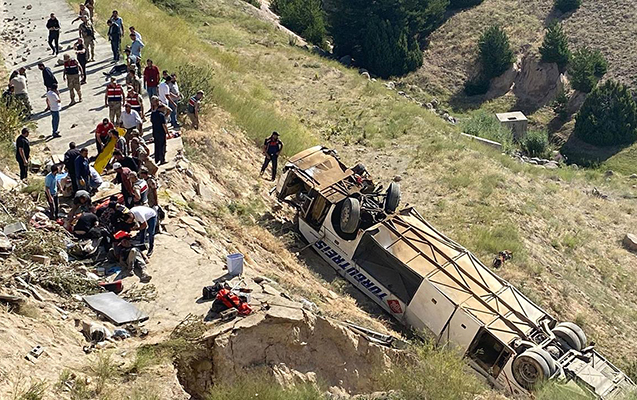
[104,76,124,125]
[260,131,283,181]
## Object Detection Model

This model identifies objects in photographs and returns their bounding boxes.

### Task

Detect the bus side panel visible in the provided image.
[439,309,482,353]
[405,281,456,337]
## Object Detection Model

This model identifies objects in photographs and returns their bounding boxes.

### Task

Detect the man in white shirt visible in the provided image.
[121,103,143,134]
[10,68,31,116]
[128,205,157,256]
[157,76,171,107]
[46,84,62,138]
[167,74,181,128]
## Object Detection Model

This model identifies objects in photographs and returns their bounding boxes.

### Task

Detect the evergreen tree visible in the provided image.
[449,0,483,9]
[271,0,327,47]
[574,80,637,146]
[478,25,514,79]
[569,47,608,93]
[540,22,571,71]
[554,0,581,13]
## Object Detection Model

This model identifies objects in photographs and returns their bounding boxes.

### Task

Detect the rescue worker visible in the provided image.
[260,131,283,181]
[112,231,152,283]
[186,90,204,129]
[105,77,124,125]
[63,54,83,104]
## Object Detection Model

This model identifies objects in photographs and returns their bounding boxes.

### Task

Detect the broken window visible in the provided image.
[467,329,512,378]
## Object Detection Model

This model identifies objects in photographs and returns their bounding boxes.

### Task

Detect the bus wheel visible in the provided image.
[384,182,401,213]
[555,322,587,350]
[512,350,551,390]
[340,198,361,234]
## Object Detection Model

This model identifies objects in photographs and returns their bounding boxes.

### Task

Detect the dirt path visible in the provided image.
[0,0,162,157]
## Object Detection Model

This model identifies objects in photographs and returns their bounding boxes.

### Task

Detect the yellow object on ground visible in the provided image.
[93,127,125,174]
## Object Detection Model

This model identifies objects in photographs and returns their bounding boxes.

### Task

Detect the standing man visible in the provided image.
[129,34,144,74]
[107,19,121,62]
[187,90,204,129]
[260,132,283,181]
[126,68,142,95]
[63,54,83,104]
[95,118,114,154]
[143,59,160,104]
[129,172,148,206]
[64,142,82,194]
[38,63,57,92]
[84,0,94,22]
[46,84,61,138]
[10,68,30,117]
[121,103,143,140]
[105,77,124,125]
[74,147,90,191]
[109,10,124,39]
[125,85,144,117]
[150,97,169,165]
[71,4,90,23]
[46,13,60,55]
[15,128,30,181]
[78,16,95,62]
[167,74,181,128]
[74,37,88,84]
[45,165,60,219]
[129,26,142,42]
[157,75,171,107]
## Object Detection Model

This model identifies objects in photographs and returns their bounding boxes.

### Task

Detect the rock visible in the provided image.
[338,55,352,67]
[0,233,12,254]
[25,4,31,9]
[630,174,637,180]
[527,160,539,165]
[360,71,370,80]
[203,21,210,26]
[545,161,559,170]
[31,255,50,266]
[604,170,614,177]
[179,216,207,236]
[513,54,562,109]
[430,98,439,108]
[0,171,18,190]
[385,81,395,90]
[4,222,26,236]
[623,234,637,252]
[397,91,405,96]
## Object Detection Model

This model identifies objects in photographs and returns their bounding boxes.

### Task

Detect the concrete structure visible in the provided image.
[496,111,528,142]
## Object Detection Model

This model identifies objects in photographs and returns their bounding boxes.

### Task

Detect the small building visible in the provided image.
[496,111,528,142]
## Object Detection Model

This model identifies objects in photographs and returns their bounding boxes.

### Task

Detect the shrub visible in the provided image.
[461,110,513,145]
[552,89,569,120]
[574,80,637,146]
[569,47,608,93]
[464,75,490,96]
[478,25,514,79]
[0,99,27,145]
[540,22,571,71]
[175,64,215,115]
[270,0,327,47]
[449,0,483,9]
[521,129,550,157]
[554,0,581,13]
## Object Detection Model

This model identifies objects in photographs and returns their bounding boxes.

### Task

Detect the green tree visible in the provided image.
[478,25,514,79]
[574,80,637,146]
[569,47,608,93]
[271,0,327,47]
[554,0,581,13]
[328,0,448,76]
[540,22,571,71]
[449,0,483,8]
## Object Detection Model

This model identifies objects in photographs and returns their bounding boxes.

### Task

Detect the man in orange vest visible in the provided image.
[105,76,124,125]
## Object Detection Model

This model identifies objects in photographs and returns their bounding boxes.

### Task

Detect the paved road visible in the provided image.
[0,0,163,158]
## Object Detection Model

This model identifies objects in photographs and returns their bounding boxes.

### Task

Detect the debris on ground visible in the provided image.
[83,292,149,325]
[492,250,513,269]
[121,283,158,302]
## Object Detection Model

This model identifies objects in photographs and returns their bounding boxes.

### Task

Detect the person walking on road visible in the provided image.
[46,13,60,55]
[15,128,30,181]
[79,16,95,62]
[38,63,57,93]
[107,19,121,62]
[260,132,283,181]
[64,142,82,194]
[71,4,91,24]
[74,38,88,84]
[143,59,160,104]
[187,90,204,129]
[109,10,124,38]
[74,147,90,191]
[95,118,114,154]
[45,165,60,219]
[84,0,94,22]
[63,54,83,104]
[150,97,169,165]
[45,84,61,138]
[105,77,124,125]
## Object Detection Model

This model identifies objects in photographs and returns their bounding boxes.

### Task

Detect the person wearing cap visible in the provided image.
[112,162,135,208]
[112,230,152,283]
[187,90,204,129]
[129,171,148,206]
[127,206,157,257]
[39,63,57,93]
[105,77,124,125]
[63,54,83,104]
[95,118,114,154]
[107,19,121,62]
[260,132,283,181]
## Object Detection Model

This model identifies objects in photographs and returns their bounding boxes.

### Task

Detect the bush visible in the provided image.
[449,0,483,9]
[174,64,215,115]
[569,47,608,93]
[554,0,581,13]
[0,98,27,145]
[461,110,513,145]
[463,75,490,96]
[574,80,637,146]
[521,129,549,157]
[270,0,327,47]
[552,89,569,120]
[478,25,514,79]
[540,22,571,71]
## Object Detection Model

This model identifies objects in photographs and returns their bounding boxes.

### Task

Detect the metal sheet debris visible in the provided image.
[83,292,149,325]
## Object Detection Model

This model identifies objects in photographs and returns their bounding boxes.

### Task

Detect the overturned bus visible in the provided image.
[275,146,635,399]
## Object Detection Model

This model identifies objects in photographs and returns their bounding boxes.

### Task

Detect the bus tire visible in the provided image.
[556,322,587,349]
[384,182,401,213]
[512,350,551,390]
[553,326,583,351]
[526,347,557,376]
[340,198,361,234]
